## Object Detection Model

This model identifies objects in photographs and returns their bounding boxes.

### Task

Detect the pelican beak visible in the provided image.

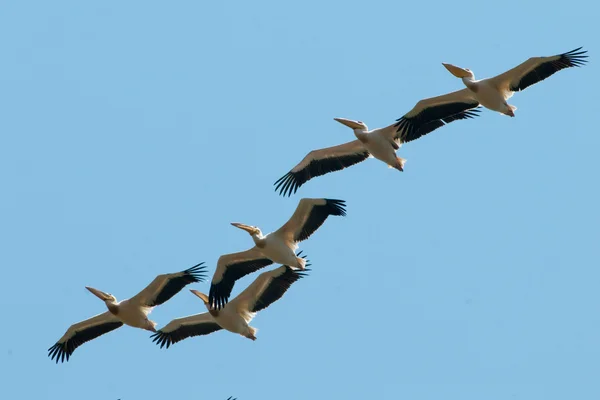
[86,286,112,301]
[442,63,471,78]
[230,222,256,234]
[334,118,363,130]
[190,289,209,304]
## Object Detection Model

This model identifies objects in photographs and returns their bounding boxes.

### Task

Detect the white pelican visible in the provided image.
[405,47,588,124]
[48,263,206,363]
[151,264,307,347]
[274,110,480,196]
[209,198,345,309]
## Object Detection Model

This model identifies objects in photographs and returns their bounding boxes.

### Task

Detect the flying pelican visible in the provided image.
[151,264,307,347]
[274,109,480,196]
[208,198,345,309]
[48,263,206,363]
[412,46,588,122]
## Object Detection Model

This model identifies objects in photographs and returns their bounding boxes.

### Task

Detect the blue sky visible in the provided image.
[0,1,597,399]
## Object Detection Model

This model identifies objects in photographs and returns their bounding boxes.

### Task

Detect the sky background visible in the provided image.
[0,1,598,399]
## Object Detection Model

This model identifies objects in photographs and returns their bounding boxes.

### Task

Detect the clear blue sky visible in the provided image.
[1,1,597,399]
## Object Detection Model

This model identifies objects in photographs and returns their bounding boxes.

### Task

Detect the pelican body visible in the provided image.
[335,118,406,171]
[196,290,258,340]
[86,286,157,331]
[442,63,518,117]
[231,222,304,269]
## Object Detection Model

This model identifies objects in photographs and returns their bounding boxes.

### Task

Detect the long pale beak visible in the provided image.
[334,118,363,130]
[190,289,209,304]
[86,286,111,301]
[230,222,256,234]
[442,63,470,78]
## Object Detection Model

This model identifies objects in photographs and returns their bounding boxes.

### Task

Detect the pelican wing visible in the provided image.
[150,313,222,349]
[48,311,123,363]
[209,247,274,310]
[129,263,207,307]
[390,88,480,143]
[274,140,369,197]
[229,265,308,314]
[276,198,347,243]
[489,47,588,94]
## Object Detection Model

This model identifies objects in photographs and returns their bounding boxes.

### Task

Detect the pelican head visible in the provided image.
[334,118,368,131]
[442,63,474,79]
[230,222,262,236]
[86,286,117,303]
[190,289,209,305]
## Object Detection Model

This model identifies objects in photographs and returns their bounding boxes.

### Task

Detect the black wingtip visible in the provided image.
[565,46,587,56]
[150,331,172,349]
[274,171,300,197]
[48,342,68,364]
[209,282,231,311]
[184,262,208,282]
[324,198,347,217]
[562,46,588,67]
[296,269,310,278]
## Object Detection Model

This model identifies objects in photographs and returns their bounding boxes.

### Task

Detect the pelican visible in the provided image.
[401,47,588,127]
[48,263,206,363]
[274,109,480,196]
[151,264,307,347]
[209,198,345,309]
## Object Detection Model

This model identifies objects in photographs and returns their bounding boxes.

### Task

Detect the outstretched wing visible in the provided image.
[48,311,123,363]
[274,140,369,197]
[208,247,274,310]
[151,313,222,349]
[390,88,480,144]
[275,198,347,243]
[228,264,309,315]
[129,262,207,307]
[489,47,588,94]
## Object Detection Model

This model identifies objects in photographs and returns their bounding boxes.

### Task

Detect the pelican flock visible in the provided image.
[48,45,587,398]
